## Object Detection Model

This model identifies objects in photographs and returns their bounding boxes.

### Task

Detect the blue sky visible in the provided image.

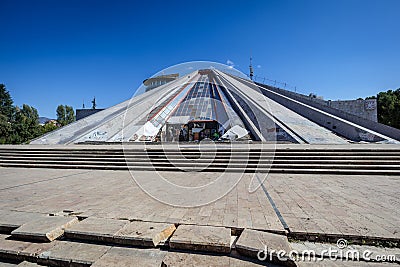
[1,0,399,118]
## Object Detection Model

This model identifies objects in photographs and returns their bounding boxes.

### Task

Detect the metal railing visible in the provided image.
[248,74,308,95]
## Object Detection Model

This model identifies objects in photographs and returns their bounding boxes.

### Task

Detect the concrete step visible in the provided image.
[1,156,400,165]
[1,147,399,175]
[1,152,400,157]
[1,149,400,155]
[2,162,400,175]
[1,159,400,170]
[1,151,399,158]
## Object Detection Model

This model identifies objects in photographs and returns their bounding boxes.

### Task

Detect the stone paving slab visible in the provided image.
[114,220,176,247]
[17,262,42,267]
[11,216,78,242]
[162,251,277,266]
[290,241,400,264]
[169,224,231,254]
[235,229,295,266]
[0,262,18,267]
[0,234,57,262]
[64,217,129,243]
[91,247,166,267]
[296,260,399,266]
[0,211,45,234]
[38,241,110,266]
[265,173,400,244]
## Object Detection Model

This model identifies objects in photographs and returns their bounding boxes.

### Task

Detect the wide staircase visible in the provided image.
[0,145,400,175]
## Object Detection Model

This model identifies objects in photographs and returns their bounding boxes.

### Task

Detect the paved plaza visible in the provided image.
[0,167,399,241]
[0,163,399,266]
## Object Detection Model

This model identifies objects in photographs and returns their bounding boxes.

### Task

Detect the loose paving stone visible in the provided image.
[169,224,231,254]
[235,229,295,267]
[113,221,176,247]
[11,216,78,242]
[162,251,277,266]
[38,241,110,266]
[0,234,57,262]
[64,217,128,243]
[92,247,166,267]
[0,211,45,234]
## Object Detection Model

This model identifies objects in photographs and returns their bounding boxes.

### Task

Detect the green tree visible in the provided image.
[376,88,400,129]
[0,84,15,121]
[56,105,66,126]
[65,105,75,124]
[0,113,12,144]
[56,105,75,126]
[12,104,41,144]
[0,84,15,143]
[40,122,58,135]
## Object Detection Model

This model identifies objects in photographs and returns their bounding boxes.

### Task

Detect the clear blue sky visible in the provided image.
[1,0,399,118]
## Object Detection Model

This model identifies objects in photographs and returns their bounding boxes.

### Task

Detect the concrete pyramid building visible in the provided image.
[31,66,400,145]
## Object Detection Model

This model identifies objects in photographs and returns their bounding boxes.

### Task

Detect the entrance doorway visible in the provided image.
[184,120,220,142]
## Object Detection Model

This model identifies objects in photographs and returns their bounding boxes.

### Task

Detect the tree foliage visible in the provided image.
[65,105,75,125]
[12,104,41,144]
[0,113,12,144]
[377,88,400,129]
[41,122,58,134]
[0,84,15,144]
[56,105,75,126]
[0,84,74,144]
[56,105,66,125]
[0,84,14,121]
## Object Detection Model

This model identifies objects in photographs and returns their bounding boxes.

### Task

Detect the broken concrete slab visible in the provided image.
[38,241,110,266]
[113,221,176,247]
[64,217,128,243]
[11,216,78,242]
[169,224,231,253]
[92,247,167,267]
[235,229,295,267]
[0,211,45,234]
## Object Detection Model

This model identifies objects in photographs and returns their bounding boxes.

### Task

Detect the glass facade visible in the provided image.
[133,70,248,141]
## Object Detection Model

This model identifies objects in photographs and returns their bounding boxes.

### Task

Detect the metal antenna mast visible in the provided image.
[249,56,254,81]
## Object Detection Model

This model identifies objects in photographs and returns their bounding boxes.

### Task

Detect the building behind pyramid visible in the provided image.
[31,67,400,145]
